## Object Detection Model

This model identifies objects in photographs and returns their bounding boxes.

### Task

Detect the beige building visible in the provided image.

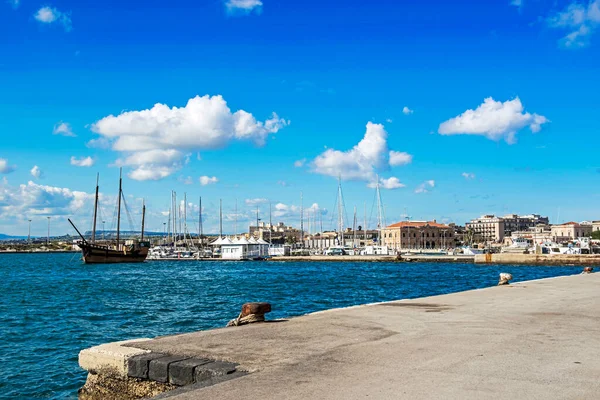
[381,220,454,251]
[551,222,592,242]
[466,215,505,243]
[592,221,600,233]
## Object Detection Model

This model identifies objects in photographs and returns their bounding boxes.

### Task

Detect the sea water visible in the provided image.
[0,253,582,399]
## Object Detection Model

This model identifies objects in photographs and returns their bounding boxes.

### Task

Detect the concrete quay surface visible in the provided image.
[80,273,600,399]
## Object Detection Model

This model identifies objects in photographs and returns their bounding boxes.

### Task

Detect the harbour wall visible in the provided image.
[268,254,475,263]
[474,253,600,265]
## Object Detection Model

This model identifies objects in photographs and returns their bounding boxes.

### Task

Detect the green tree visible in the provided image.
[591,231,600,240]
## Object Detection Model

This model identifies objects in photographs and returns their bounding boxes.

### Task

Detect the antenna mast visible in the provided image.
[92,173,99,243]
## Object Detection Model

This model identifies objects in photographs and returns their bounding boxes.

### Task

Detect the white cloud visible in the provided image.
[547,0,600,48]
[277,180,289,187]
[367,176,405,190]
[199,176,218,186]
[402,106,414,115]
[389,151,412,166]
[30,165,42,179]
[438,97,548,144]
[245,198,269,206]
[34,6,71,31]
[294,159,306,168]
[0,180,92,220]
[386,118,393,123]
[86,137,111,149]
[415,180,435,194]
[179,176,194,185]
[462,172,475,180]
[70,156,95,167]
[53,121,76,137]
[311,122,412,182]
[90,95,288,180]
[0,158,16,174]
[225,0,263,14]
[510,0,522,8]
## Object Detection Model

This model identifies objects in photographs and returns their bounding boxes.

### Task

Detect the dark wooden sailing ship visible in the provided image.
[68,169,150,264]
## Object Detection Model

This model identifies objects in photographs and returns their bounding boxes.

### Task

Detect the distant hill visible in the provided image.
[0,234,27,241]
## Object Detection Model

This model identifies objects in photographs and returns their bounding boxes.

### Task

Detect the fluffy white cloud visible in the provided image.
[389,151,412,166]
[53,121,76,137]
[0,180,92,221]
[438,97,548,144]
[90,95,288,180]
[34,6,71,31]
[199,176,218,186]
[462,172,475,180]
[0,158,15,174]
[70,156,95,167]
[225,0,262,14]
[273,202,325,219]
[402,106,414,115]
[415,180,435,194]
[547,0,600,48]
[311,122,412,182]
[245,198,269,206]
[30,165,42,179]
[367,176,405,190]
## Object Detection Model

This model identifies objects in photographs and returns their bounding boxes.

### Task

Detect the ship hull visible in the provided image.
[79,243,148,264]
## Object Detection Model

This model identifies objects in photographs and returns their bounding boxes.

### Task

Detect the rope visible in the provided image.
[226,312,265,327]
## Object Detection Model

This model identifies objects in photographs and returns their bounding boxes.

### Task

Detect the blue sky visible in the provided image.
[1,0,599,236]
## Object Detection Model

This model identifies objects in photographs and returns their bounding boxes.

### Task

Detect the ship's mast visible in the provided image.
[337,176,344,246]
[199,196,203,248]
[269,201,272,245]
[353,206,357,248]
[219,199,223,238]
[116,168,122,248]
[300,192,304,248]
[92,173,99,243]
[364,201,367,245]
[375,175,386,245]
[256,206,260,239]
[141,199,145,241]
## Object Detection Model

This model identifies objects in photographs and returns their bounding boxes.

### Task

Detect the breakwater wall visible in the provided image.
[269,254,475,263]
[475,253,600,265]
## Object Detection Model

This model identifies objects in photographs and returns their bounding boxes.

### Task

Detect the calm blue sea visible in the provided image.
[0,253,583,399]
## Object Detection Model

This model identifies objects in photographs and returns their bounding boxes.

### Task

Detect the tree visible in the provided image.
[591,231,600,240]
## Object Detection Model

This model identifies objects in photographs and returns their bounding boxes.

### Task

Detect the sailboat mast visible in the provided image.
[353,206,357,248]
[375,175,386,245]
[199,196,203,248]
[184,192,187,243]
[300,192,304,248]
[364,201,367,244]
[92,173,99,243]
[337,176,344,246]
[116,168,122,247]
[141,199,145,241]
[269,201,272,245]
[219,199,223,238]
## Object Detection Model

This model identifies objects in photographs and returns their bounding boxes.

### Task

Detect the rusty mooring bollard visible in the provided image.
[498,272,513,286]
[227,302,272,327]
[582,267,594,274]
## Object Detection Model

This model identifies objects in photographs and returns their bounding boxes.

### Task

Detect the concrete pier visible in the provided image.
[269,254,475,262]
[474,253,600,265]
[79,273,600,399]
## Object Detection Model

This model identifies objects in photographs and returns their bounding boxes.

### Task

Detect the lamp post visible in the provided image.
[28,219,32,245]
[163,222,167,244]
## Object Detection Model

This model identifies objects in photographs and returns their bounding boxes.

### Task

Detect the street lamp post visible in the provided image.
[163,222,167,244]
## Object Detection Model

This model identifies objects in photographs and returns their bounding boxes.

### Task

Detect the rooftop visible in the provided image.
[386,220,449,229]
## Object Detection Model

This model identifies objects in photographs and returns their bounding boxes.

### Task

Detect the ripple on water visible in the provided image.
[0,253,581,398]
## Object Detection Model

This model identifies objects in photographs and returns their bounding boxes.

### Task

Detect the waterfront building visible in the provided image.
[248,221,303,243]
[303,229,380,250]
[506,224,553,246]
[550,222,593,243]
[501,214,549,236]
[381,220,454,251]
[466,213,549,243]
[466,215,505,243]
[592,221,600,233]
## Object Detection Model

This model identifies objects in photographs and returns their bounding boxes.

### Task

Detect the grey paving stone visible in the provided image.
[168,358,212,386]
[128,353,166,379]
[149,355,190,383]
[194,361,238,383]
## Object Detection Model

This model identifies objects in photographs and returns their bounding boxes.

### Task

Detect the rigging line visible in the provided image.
[329,185,339,232]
